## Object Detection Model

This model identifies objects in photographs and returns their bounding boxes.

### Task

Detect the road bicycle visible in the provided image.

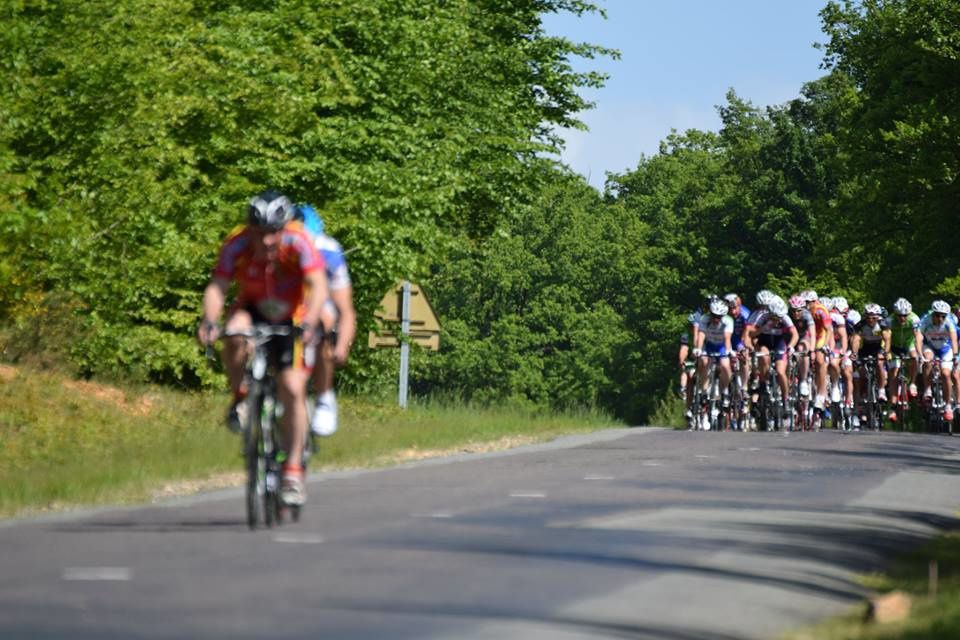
[728,353,749,431]
[224,325,314,529]
[828,364,853,432]
[692,354,726,431]
[887,353,916,431]
[855,354,885,431]
[753,350,787,432]
[922,357,951,435]
[788,350,817,431]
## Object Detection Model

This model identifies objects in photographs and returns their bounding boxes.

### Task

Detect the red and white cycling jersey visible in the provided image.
[212,222,324,323]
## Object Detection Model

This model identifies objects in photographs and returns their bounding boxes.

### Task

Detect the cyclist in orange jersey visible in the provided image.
[198,190,328,507]
[802,290,834,410]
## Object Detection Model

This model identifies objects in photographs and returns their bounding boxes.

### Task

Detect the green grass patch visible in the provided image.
[784,531,960,639]
[0,365,619,518]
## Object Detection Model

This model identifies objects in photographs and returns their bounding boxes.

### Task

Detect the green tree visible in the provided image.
[0,0,612,384]
[819,0,960,303]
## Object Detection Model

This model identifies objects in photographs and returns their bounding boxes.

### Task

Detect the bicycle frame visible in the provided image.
[225,324,297,529]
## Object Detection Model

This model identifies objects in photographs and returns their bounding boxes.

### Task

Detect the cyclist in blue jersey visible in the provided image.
[693,298,734,408]
[723,293,751,393]
[919,300,958,421]
[294,204,357,436]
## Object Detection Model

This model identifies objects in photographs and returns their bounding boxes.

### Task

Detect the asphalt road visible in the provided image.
[2,428,959,640]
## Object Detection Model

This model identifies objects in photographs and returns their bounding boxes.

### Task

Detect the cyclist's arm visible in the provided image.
[837,325,848,353]
[882,329,892,356]
[913,329,923,356]
[693,328,705,352]
[743,325,756,351]
[951,326,958,357]
[787,326,799,350]
[199,276,230,344]
[724,330,733,355]
[301,269,328,342]
[851,333,861,357]
[803,327,814,351]
[330,285,356,364]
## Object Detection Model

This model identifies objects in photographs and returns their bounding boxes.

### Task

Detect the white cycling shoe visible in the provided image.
[310,391,338,437]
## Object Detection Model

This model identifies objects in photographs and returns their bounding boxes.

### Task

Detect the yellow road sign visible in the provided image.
[368,282,441,351]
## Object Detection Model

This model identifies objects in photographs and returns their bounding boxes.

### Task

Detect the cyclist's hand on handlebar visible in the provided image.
[198,319,221,346]
[299,321,320,345]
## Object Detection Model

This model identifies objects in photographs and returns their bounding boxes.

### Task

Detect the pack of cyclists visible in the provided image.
[679,289,960,431]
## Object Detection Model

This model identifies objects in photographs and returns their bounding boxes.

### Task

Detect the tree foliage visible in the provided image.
[0,0,611,384]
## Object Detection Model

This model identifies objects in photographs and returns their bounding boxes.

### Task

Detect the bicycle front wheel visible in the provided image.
[245,389,266,530]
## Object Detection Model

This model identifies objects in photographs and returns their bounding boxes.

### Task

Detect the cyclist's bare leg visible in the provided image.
[842,356,855,405]
[756,348,771,388]
[922,349,934,392]
[943,364,954,406]
[740,350,751,392]
[887,361,900,400]
[775,355,790,402]
[277,367,310,469]
[797,347,810,390]
[222,310,253,396]
[696,355,710,394]
[814,349,828,404]
[718,357,732,396]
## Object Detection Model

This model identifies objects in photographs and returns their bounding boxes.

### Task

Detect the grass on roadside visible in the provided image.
[784,531,960,640]
[0,364,619,518]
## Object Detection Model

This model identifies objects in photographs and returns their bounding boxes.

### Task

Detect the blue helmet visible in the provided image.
[294,203,324,236]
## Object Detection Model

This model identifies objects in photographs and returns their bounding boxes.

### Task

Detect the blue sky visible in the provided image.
[542,0,830,187]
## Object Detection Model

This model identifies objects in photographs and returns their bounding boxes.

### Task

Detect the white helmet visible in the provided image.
[864,302,883,316]
[801,289,818,303]
[833,296,849,313]
[709,299,729,316]
[756,289,776,307]
[723,293,738,305]
[847,309,861,324]
[821,296,835,311]
[931,300,951,315]
[893,298,912,315]
[769,298,788,317]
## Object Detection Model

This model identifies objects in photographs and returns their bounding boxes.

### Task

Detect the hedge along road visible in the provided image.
[1,428,959,640]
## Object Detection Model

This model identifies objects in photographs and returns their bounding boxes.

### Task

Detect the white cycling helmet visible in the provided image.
[723,292,738,305]
[756,289,776,307]
[833,296,849,313]
[769,298,788,317]
[821,297,835,311]
[847,309,861,324]
[801,289,818,302]
[709,299,729,316]
[931,300,951,315]
[893,298,912,315]
[864,302,883,316]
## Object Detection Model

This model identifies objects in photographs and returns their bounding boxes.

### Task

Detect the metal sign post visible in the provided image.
[398,281,411,408]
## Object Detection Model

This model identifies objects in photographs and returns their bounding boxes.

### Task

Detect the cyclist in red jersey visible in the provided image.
[802,290,834,410]
[198,190,328,506]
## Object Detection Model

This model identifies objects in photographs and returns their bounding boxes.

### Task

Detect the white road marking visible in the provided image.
[584,475,615,481]
[272,533,325,544]
[641,461,662,466]
[509,491,546,499]
[62,567,132,581]
[411,512,454,519]
[695,455,716,459]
